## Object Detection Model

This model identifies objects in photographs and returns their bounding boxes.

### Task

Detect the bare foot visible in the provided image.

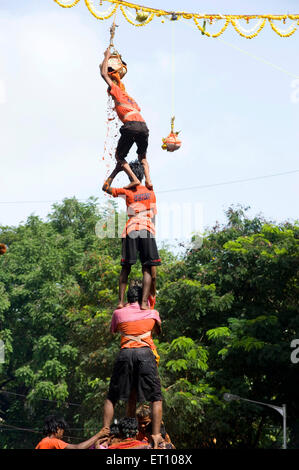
[123,179,140,189]
[140,303,149,310]
[117,303,125,309]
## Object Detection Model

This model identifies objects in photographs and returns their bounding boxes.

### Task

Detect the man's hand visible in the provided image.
[102,162,123,194]
[145,181,153,190]
[151,433,164,449]
[100,47,113,87]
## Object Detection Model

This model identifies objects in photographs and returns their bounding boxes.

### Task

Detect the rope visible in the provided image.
[109,7,118,48]
[171,20,175,118]
[178,12,299,80]
[216,36,299,80]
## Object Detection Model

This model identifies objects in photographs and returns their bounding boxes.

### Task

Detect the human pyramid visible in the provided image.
[97,43,169,449]
[36,40,174,450]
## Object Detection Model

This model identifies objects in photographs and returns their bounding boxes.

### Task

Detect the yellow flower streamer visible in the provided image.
[269,19,297,38]
[193,16,230,38]
[85,0,119,20]
[231,18,266,39]
[52,0,299,38]
[120,5,155,27]
[53,0,81,7]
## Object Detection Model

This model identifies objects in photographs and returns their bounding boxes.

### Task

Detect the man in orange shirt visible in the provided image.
[102,160,160,310]
[35,415,110,449]
[100,285,163,449]
[108,417,149,449]
[100,47,153,190]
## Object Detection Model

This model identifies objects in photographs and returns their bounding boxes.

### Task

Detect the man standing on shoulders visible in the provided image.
[102,160,161,310]
[100,284,163,449]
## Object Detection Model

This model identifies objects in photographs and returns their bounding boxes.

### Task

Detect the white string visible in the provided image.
[171,20,175,117]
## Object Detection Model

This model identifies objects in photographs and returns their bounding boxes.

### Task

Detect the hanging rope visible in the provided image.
[171,20,175,119]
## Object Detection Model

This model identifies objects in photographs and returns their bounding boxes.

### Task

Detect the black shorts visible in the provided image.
[121,230,161,266]
[116,121,149,160]
[107,347,162,404]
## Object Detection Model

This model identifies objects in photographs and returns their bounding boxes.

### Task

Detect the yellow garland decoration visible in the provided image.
[85,0,119,20]
[120,5,155,26]
[52,0,299,38]
[269,19,297,37]
[231,18,266,39]
[193,16,230,38]
[53,0,81,7]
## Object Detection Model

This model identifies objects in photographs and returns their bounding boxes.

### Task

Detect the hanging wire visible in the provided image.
[157,169,299,194]
[171,19,175,118]
[0,423,82,440]
[179,13,299,80]
[0,390,81,407]
[0,169,297,204]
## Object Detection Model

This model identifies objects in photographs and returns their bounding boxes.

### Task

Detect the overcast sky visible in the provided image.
[0,0,298,247]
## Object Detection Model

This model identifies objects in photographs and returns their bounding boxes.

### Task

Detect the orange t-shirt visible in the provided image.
[109,438,148,449]
[35,437,68,449]
[111,185,157,237]
[108,83,145,123]
[117,319,156,350]
[111,303,161,350]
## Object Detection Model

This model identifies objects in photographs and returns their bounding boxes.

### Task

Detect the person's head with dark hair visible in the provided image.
[136,404,151,420]
[129,279,143,289]
[94,421,121,449]
[136,404,152,434]
[43,415,68,439]
[129,160,144,183]
[118,417,138,439]
[127,284,143,305]
[109,422,120,437]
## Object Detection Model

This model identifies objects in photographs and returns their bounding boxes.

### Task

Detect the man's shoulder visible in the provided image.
[134,186,156,197]
[109,82,127,96]
[111,187,129,198]
[112,303,136,316]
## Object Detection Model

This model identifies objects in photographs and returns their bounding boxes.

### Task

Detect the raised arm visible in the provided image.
[102,162,122,195]
[100,47,113,88]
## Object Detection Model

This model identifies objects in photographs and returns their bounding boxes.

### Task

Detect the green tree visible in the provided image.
[158,206,299,448]
[0,202,298,449]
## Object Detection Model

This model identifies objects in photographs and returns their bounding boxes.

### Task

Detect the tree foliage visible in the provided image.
[0,201,298,449]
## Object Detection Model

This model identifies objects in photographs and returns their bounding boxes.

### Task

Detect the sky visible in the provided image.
[0,0,298,248]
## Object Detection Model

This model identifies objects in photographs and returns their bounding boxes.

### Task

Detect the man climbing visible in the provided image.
[102,160,160,310]
[100,284,164,449]
[100,46,153,190]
